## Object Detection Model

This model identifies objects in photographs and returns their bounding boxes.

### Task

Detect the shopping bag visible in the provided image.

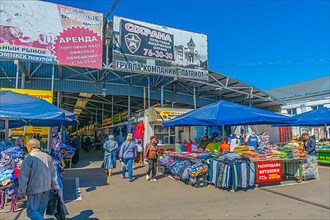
[46,191,59,215]
[55,197,69,220]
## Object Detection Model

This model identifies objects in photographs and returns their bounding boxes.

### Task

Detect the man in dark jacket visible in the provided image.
[302,133,316,156]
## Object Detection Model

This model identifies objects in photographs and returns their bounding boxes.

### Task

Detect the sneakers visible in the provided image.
[146,175,150,181]
[121,175,126,179]
[128,178,135,182]
[151,179,157,182]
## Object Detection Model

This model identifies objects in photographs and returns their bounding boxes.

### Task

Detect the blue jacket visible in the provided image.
[103,139,118,156]
[119,141,137,159]
[304,138,316,156]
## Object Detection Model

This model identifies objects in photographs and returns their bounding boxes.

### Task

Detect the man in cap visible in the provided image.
[18,139,59,220]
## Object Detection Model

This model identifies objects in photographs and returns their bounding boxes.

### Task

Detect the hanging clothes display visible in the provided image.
[0,147,24,212]
[208,153,255,191]
[134,123,145,139]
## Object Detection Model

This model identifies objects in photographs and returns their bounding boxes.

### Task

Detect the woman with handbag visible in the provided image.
[119,133,137,182]
[144,136,159,182]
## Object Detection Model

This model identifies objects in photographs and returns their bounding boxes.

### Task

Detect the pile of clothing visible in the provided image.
[208,153,255,191]
[160,153,209,187]
[0,147,24,212]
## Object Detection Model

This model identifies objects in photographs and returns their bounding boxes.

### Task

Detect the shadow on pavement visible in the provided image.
[69,210,98,220]
[63,168,109,188]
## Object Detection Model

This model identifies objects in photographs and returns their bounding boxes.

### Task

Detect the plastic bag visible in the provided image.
[46,191,59,215]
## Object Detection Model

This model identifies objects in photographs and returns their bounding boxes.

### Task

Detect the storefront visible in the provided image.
[143,107,192,148]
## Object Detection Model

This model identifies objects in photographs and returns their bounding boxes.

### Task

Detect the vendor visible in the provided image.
[181,140,188,152]
[302,133,316,156]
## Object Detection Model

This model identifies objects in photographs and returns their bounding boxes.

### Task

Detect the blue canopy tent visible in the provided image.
[163,100,294,127]
[0,91,68,140]
[0,110,79,129]
[273,107,330,127]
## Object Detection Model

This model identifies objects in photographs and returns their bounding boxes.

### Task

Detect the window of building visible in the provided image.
[287,108,297,115]
[153,125,175,145]
[311,104,324,110]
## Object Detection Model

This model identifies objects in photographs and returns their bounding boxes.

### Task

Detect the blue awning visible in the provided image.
[163,100,293,127]
[273,107,330,127]
[0,91,78,128]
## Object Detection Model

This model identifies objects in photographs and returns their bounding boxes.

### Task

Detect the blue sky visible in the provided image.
[47,0,329,90]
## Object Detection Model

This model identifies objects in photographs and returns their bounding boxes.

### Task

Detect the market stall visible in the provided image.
[161,100,320,187]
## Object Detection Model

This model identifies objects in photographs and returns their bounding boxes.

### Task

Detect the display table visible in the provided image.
[248,158,306,185]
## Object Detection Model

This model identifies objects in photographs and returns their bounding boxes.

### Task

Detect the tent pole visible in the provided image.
[47,65,55,152]
[5,119,9,139]
[222,125,225,139]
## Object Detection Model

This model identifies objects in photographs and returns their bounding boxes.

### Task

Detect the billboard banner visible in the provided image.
[112,16,208,81]
[0,1,103,68]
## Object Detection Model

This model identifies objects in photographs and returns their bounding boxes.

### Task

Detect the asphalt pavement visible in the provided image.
[1,151,329,220]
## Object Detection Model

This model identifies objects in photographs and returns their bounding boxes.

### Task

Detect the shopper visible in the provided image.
[219,139,230,153]
[192,140,199,151]
[302,133,316,156]
[18,139,59,220]
[84,135,91,152]
[103,135,119,176]
[119,133,137,182]
[71,134,81,165]
[186,140,193,153]
[175,139,182,152]
[258,131,270,148]
[181,140,188,152]
[144,135,159,181]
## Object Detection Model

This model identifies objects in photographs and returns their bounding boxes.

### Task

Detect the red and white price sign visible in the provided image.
[256,161,282,184]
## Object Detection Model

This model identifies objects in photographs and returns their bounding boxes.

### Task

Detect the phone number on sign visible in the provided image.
[143,49,173,60]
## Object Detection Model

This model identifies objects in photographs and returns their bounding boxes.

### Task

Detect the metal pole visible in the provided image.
[51,65,55,91]
[222,125,225,139]
[193,84,196,109]
[57,92,60,107]
[111,95,114,120]
[147,76,151,108]
[128,95,131,118]
[5,119,9,139]
[143,87,146,109]
[102,103,104,121]
[21,72,25,88]
[15,63,19,89]
[161,86,164,107]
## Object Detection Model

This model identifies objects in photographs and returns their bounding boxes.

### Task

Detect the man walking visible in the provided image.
[18,139,59,220]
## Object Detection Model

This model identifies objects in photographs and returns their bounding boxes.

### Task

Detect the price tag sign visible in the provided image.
[256,161,282,184]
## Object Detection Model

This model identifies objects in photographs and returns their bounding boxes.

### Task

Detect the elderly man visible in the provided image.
[18,139,59,220]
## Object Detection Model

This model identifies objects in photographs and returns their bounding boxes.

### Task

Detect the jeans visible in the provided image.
[26,190,50,220]
[147,158,157,179]
[122,158,133,179]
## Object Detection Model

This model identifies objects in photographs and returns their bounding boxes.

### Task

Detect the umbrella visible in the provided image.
[163,100,294,127]
[273,107,330,127]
